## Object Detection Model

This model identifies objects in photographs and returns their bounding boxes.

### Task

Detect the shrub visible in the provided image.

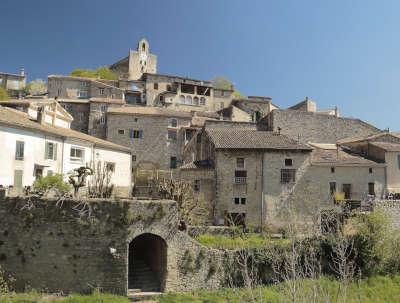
[33,174,70,193]
[0,87,9,101]
[70,66,117,80]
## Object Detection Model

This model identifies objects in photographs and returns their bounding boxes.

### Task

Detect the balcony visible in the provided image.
[234,177,247,184]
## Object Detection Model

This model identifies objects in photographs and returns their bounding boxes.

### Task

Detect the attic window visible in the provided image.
[285,159,293,166]
[331,167,335,173]
[369,168,373,174]
[142,43,146,51]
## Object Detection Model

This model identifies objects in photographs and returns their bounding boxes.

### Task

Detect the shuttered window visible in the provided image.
[45,142,57,160]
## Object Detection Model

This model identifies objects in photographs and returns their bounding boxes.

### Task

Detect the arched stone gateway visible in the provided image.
[128,233,167,292]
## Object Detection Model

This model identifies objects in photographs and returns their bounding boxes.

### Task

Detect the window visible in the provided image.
[331,167,335,173]
[167,84,172,91]
[179,95,185,104]
[132,155,136,162]
[281,169,296,183]
[99,88,104,95]
[81,81,89,87]
[154,83,158,90]
[236,157,245,169]
[285,159,293,166]
[170,156,177,169]
[186,96,192,105]
[220,102,224,109]
[15,141,24,160]
[159,95,164,102]
[181,83,195,94]
[100,104,107,112]
[329,182,336,195]
[185,129,193,142]
[45,142,57,160]
[77,90,88,98]
[200,97,206,105]
[99,116,106,124]
[118,129,125,135]
[369,168,373,174]
[342,184,352,199]
[106,162,115,172]
[368,182,375,196]
[193,96,199,106]
[193,180,200,191]
[234,170,247,184]
[168,130,177,141]
[234,197,247,205]
[129,129,143,139]
[169,118,178,128]
[70,147,84,162]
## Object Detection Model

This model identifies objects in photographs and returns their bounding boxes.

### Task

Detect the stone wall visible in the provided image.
[0,197,225,295]
[261,109,381,144]
[59,101,90,133]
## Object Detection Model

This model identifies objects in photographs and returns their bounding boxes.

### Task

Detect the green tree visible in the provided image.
[26,79,47,96]
[70,66,117,80]
[33,174,70,193]
[211,76,244,98]
[0,87,9,101]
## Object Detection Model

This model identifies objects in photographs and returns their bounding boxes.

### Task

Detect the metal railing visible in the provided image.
[233,177,247,184]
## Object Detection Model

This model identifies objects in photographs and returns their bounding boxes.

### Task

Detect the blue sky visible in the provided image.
[1,0,399,130]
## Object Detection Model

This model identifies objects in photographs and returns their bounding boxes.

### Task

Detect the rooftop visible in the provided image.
[0,106,130,153]
[205,128,312,151]
[311,146,383,166]
[369,141,400,152]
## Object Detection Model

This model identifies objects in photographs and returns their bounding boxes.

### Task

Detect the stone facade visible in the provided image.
[260,109,381,144]
[106,109,192,170]
[0,70,26,98]
[0,197,225,295]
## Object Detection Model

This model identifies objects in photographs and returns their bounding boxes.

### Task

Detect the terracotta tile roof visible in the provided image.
[369,141,400,152]
[107,106,192,119]
[205,128,312,150]
[311,147,382,166]
[180,160,214,170]
[337,132,387,144]
[0,106,130,153]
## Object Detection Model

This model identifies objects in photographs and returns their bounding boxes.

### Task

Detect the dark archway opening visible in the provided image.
[128,233,167,292]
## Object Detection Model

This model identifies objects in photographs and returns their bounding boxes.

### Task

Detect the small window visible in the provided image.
[168,130,177,141]
[369,168,373,174]
[368,182,375,196]
[169,118,178,128]
[329,182,336,195]
[100,104,107,112]
[99,88,104,95]
[129,129,143,139]
[81,81,89,87]
[193,96,199,106]
[179,95,186,104]
[342,184,352,199]
[167,84,172,91]
[159,95,164,102]
[236,158,245,169]
[154,83,158,90]
[331,167,335,173]
[281,169,296,183]
[118,129,125,135]
[15,141,24,160]
[193,180,200,191]
[106,162,115,172]
[70,147,84,162]
[134,118,138,122]
[235,170,247,178]
[200,97,206,105]
[234,197,240,205]
[132,155,136,162]
[45,142,57,160]
[170,156,177,169]
[99,116,106,124]
[285,159,293,166]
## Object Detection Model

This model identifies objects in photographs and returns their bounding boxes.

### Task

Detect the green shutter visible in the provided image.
[45,142,49,159]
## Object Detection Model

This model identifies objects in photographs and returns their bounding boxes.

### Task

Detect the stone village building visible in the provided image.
[180,125,389,229]
[0,102,132,196]
[0,69,26,98]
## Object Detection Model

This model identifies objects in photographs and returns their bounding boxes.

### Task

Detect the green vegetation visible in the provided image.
[0,87,9,101]
[159,274,400,303]
[196,233,290,250]
[211,76,245,99]
[33,174,71,193]
[0,290,130,303]
[70,66,117,80]
[25,79,47,96]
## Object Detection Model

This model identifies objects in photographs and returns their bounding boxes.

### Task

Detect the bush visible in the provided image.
[33,174,70,193]
[0,87,9,101]
[70,66,117,80]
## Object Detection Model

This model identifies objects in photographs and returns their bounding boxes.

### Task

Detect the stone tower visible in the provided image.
[110,38,157,81]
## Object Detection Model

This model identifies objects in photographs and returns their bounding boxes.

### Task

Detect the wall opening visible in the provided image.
[128,233,167,292]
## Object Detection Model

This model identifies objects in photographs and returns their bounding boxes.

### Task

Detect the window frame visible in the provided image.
[236,157,245,169]
[280,169,296,184]
[70,146,85,163]
[45,141,57,160]
[15,140,24,161]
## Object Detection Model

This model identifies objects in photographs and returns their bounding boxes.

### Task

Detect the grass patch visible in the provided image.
[159,274,400,303]
[195,233,290,249]
[0,290,130,303]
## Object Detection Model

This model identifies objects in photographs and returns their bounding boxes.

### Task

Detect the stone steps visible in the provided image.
[129,257,160,292]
